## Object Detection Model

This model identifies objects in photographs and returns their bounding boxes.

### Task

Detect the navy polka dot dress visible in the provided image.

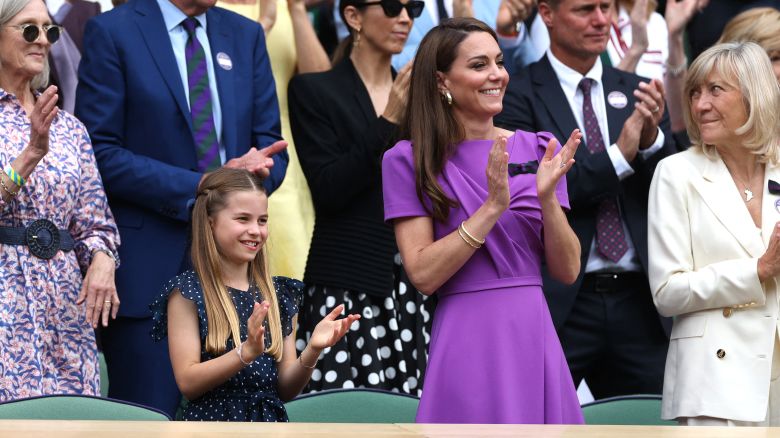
[150,271,303,422]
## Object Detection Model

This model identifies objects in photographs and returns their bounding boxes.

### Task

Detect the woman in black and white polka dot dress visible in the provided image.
[150,169,359,421]
[289,0,435,397]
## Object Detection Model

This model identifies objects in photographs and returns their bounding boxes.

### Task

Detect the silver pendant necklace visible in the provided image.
[744,188,754,202]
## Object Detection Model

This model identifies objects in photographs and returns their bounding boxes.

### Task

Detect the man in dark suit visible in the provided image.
[496,0,675,399]
[76,0,287,417]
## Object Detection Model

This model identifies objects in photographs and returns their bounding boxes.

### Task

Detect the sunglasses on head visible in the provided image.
[5,23,63,44]
[357,0,425,19]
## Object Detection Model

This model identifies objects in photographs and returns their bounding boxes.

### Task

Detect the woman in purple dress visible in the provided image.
[382,17,584,424]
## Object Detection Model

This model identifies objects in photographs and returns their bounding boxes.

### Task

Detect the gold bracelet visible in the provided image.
[298,355,317,370]
[457,223,481,249]
[0,175,19,197]
[460,221,485,246]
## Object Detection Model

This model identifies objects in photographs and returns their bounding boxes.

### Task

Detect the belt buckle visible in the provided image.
[25,219,60,259]
[594,274,618,293]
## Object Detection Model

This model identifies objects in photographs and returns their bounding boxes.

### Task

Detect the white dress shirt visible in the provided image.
[547,49,665,273]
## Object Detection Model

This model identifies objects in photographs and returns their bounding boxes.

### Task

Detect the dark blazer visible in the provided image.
[76,0,286,317]
[59,0,101,53]
[495,55,676,332]
[288,58,398,296]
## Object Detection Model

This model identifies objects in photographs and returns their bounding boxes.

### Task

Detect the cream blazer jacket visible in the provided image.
[648,147,780,422]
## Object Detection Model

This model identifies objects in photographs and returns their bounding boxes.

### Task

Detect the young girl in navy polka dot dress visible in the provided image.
[150,168,360,421]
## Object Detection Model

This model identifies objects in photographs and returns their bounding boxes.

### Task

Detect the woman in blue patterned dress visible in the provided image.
[0,0,120,400]
[151,168,360,421]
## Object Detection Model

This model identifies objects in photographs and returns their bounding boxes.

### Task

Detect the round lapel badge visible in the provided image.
[775,198,780,214]
[216,52,232,71]
[607,91,628,109]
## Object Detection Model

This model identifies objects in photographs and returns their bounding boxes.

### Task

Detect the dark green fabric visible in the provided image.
[582,395,676,426]
[285,389,419,423]
[600,50,613,68]
[0,395,169,421]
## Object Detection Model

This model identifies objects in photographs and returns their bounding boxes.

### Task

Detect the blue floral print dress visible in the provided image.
[0,88,120,400]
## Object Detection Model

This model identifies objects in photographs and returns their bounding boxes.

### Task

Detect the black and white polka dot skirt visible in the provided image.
[295,258,435,396]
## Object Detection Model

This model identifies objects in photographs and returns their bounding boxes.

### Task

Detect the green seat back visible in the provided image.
[285,389,419,423]
[581,395,676,426]
[98,351,109,398]
[0,395,170,421]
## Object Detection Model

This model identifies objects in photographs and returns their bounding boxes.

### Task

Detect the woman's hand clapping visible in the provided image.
[485,135,510,215]
[27,85,58,160]
[536,129,580,201]
[382,62,413,124]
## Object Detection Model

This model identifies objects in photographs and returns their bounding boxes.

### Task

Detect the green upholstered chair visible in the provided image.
[98,351,109,397]
[581,394,676,426]
[0,395,170,421]
[285,388,419,423]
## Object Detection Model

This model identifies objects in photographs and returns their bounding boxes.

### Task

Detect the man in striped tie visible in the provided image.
[76,0,287,418]
[496,0,680,402]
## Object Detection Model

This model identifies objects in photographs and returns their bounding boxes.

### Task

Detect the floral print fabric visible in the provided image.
[0,88,120,401]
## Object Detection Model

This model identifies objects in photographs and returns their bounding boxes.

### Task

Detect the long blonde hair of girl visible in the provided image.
[191,168,284,361]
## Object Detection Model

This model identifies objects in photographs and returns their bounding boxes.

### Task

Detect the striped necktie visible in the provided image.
[578,78,628,263]
[182,17,220,172]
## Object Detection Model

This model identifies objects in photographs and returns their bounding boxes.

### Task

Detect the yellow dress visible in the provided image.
[217,0,314,279]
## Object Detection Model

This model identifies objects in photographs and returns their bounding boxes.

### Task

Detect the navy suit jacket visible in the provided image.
[495,55,676,333]
[76,0,286,317]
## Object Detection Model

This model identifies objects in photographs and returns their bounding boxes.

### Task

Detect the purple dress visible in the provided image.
[382,130,583,424]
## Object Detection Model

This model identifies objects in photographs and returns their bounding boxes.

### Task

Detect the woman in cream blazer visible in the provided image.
[648,42,780,426]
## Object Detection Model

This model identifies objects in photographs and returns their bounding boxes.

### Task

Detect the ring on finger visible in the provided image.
[651,106,660,113]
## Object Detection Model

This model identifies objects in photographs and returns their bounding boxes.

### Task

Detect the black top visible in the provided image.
[289,58,398,297]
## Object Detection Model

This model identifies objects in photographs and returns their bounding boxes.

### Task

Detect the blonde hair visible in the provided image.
[0,0,50,90]
[683,42,780,165]
[718,8,780,60]
[191,168,283,361]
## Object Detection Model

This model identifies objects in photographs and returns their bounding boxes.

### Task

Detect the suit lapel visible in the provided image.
[343,59,377,125]
[601,68,634,144]
[532,56,578,144]
[207,9,236,158]
[692,154,765,258]
[134,0,192,132]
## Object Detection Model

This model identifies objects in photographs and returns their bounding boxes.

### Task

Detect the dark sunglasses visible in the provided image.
[357,0,425,19]
[5,23,63,44]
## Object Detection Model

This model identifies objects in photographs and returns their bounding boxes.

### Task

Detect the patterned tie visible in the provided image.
[182,18,220,172]
[578,78,628,263]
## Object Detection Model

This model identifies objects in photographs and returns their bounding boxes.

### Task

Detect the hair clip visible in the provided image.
[508,160,539,176]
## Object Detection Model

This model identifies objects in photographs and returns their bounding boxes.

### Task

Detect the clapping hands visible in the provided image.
[309,304,361,350]
[536,129,581,200]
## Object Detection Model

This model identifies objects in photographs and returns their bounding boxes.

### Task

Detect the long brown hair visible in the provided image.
[191,168,283,360]
[398,17,498,222]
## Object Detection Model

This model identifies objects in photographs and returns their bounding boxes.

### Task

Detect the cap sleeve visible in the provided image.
[382,140,431,222]
[534,131,570,211]
[273,276,304,338]
[149,270,208,341]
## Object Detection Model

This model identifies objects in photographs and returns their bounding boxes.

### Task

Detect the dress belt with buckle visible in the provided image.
[582,272,646,293]
[0,219,75,259]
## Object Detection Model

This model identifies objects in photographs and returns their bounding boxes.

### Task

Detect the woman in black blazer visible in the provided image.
[289,0,431,395]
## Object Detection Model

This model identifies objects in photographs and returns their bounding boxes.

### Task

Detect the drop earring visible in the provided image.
[353,27,361,48]
[444,90,453,106]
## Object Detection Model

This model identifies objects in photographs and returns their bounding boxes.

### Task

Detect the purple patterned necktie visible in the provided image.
[183,18,220,172]
[579,78,628,263]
